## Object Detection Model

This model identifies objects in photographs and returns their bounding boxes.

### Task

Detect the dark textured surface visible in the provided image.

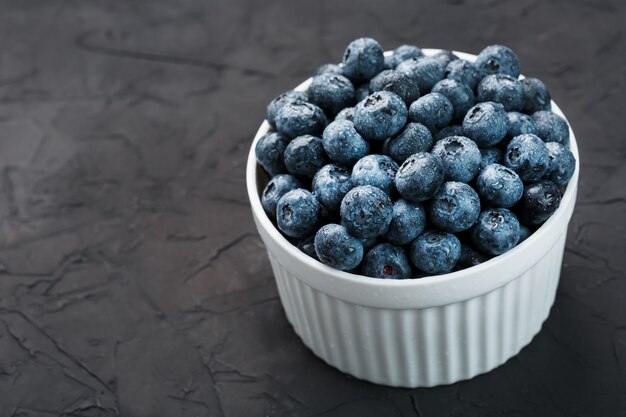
[0,1,624,416]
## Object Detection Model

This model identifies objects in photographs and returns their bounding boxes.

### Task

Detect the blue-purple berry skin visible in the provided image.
[284,134,328,178]
[522,77,551,114]
[458,243,492,269]
[431,136,481,182]
[462,102,508,147]
[340,185,393,239]
[532,110,570,145]
[397,56,445,94]
[369,69,420,105]
[335,106,355,122]
[276,189,321,238]
[312,164,353,212]
[408,93,454,133]
[355,84,370,102]
[275,101,327,139]
[518,225,532,243]
[507,111,538,140]
[503,134,549,181]
[476,163,524,208]
[261,174,303,219]
[354,91,408,142]
[477,74,525,112]
[479,147,503,170]
[308,73,355,116]
[384,199,426,246]
[544,142,576,187]
[362,243,412,279]
[519,181,562,226]
[475,44,521,78]
[434,125,464,141]
[432,78,476,121]
[255,132,289,177]
[384,44,423,69]
[432,50,460,67]
[266,90,308,127]
[322,120,369,167]
[410,231,461,274]
[342,37,385,83]
[428,181,481,233]
[395,152,445,202]
[351,154,399,195]
[471,208,521,255]
[445,59,481,91]
[314,224,364,271]
[297,235,319,260]
[386,122,434,165]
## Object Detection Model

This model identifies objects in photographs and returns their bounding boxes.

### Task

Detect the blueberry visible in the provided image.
[475,44,520,78]
[384,199,426,245]
[369,69,420,105]
[522,77,551,114]
[255,132,289,177]
[410,231,461,274]
[261,174,303,219]
[355,84,370,102]
[476,163,524,208]
[296,235,319,260]
[276,189,321,238]
[458,243,492,269]
[431,50,460,67]
[408,93,454,133]
[431,136,481,182]
[334,106,356,122]
[520,180,562,225]
[275,101,327,139]
[445,59,481,91]
[362,243,412,279]
[518,224,532,243]
[314,224,364,270]
[434,124,464,141]
[351,154,399,195]
[315,63,345,76]
[359,235,379,253]
[386,122,433,164]
[507,111,538,139]
[397,57,445,94]
[479,147,503,169]
[342,37,385,83]
[470,208,521,255]
[462,102,508,147]
[532,111,570,145]
[312,164,353,212]
[308,73,355,116]
[503,134,549,181]
[431,79,475,121]
[477,74,525,112]
[340,185,393,239]
[544,142,576,187]
[395,152,445,202]
[322,120,369,167]
[428,181,481,233]
[266,90,308,128]
[284,134,328,178]
[354,91,408,141]
[384,44,423,69]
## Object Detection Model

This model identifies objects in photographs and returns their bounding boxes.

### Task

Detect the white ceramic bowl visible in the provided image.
[246,49,580,388]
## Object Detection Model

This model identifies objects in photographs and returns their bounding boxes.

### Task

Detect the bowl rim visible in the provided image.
[246,48,580,293]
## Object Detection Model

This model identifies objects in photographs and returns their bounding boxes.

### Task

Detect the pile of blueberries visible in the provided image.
[256,38,576,278]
